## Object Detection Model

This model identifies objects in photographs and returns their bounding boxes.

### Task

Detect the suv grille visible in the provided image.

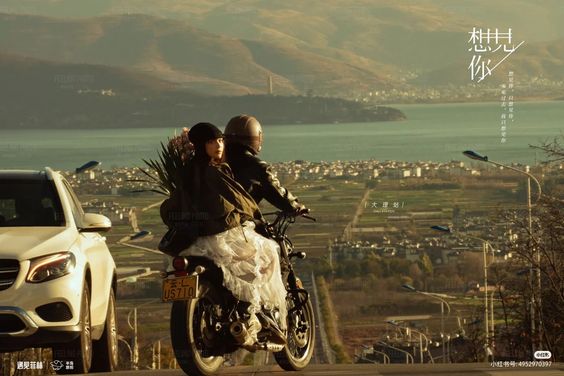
[0,259,20,291]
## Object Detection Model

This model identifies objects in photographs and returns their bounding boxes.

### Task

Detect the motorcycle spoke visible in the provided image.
[193,299,217,358]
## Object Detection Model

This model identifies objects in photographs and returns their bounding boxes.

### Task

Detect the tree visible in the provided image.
[529,136,564,163]
[419,252,433,276]
[503,195,564,360]
[418,252,433,290]
[494,136,564,360]
[362,255,382,277]
[453,309,487,362]
[457,252,482,283]
[408,263,423,289]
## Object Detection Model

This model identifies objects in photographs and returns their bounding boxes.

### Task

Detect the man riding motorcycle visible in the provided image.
[224,115,306,214]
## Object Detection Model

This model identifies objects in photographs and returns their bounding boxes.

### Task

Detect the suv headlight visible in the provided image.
[26,252,76,283]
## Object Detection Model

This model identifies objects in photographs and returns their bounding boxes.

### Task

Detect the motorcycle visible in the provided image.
[161,210,316,375]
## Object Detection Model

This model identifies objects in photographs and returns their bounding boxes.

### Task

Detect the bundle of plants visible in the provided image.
[137,129,193,196]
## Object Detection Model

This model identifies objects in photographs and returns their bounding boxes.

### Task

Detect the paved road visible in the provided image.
[91,363,563,376]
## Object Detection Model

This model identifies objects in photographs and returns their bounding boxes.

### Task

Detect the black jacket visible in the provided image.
[160,161,261,237]
[226,144,301,212]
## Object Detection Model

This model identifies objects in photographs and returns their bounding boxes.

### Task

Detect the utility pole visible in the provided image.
[440,301,446,363]
[128,308,139,370]
[152,340,161,370]
[462,152,543,357]
[483,242,489,361]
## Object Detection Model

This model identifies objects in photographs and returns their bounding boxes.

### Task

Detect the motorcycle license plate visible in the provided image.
[162,275,199,302]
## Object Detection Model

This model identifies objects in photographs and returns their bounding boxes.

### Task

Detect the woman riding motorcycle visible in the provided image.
[161,122,287,349]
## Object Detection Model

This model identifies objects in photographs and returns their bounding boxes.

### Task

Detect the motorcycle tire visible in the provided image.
[170,281,224,376]
[274,296,316,371]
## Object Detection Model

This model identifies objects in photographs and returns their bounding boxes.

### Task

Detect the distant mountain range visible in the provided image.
[0,13,393,96]
[0,0,563,102]
[0,52,405,129]
[1,1,563,97]
[0,52,180,94]
[2,1,562,129]
[2,1,563,84]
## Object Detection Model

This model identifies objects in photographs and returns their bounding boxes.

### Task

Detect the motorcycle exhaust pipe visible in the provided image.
[229,321,248,345]
[230,322,284,352]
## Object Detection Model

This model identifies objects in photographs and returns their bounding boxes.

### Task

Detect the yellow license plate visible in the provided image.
[162,275,199,302]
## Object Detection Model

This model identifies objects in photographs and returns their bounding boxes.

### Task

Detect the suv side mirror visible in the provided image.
[80,213,112,233]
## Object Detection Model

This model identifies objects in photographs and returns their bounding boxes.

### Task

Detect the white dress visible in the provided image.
[178,221,287,329]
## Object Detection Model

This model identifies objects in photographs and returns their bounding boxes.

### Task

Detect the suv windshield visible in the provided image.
[0,178,65,227]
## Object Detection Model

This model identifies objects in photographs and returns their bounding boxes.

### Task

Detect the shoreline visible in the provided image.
[371,96,563,108]
[1,98,562,130]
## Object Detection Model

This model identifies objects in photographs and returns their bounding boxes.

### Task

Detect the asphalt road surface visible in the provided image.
[88,363,563,376]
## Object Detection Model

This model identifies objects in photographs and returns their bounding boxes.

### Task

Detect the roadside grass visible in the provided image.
[316,276,353,363]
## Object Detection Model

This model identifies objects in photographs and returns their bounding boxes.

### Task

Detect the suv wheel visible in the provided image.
[52,283,92,374]
[91,288,118,371]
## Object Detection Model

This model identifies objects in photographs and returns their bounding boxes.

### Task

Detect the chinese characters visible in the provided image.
[365,201,406,213]
[500,71,515,143]
[16,361,44,370]
[468,28,524,82]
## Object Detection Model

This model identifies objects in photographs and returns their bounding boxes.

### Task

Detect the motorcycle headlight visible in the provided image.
[26,252,76,283]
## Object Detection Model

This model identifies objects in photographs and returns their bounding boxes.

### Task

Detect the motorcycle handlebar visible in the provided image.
[301,214,316,222]
[262,209,316,222]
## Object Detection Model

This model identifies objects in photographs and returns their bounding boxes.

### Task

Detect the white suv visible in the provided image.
[0,168,118,374]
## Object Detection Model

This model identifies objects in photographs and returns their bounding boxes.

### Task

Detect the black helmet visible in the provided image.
[224,115,263,154]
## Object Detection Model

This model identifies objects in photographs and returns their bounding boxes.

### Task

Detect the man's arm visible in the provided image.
[255,160,302,212]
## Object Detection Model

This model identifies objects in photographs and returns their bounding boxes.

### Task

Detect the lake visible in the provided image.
[0,101,562,170]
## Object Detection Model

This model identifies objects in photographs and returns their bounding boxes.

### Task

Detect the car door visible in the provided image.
[60,179,112,325]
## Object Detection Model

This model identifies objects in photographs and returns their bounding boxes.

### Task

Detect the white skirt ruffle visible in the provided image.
[179,221,287,329]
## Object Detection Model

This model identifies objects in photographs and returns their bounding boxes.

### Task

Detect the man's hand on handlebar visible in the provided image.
[294,205,310,216]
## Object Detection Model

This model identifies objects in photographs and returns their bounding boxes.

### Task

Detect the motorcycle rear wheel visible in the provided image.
[170,282,224,376]
[274,296,316,370]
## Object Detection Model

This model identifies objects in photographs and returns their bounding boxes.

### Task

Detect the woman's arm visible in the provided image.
[210,165,262,221]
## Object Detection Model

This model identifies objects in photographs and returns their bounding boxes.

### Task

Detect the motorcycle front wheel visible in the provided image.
[170,282,224,376]
[274,295,316,370]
